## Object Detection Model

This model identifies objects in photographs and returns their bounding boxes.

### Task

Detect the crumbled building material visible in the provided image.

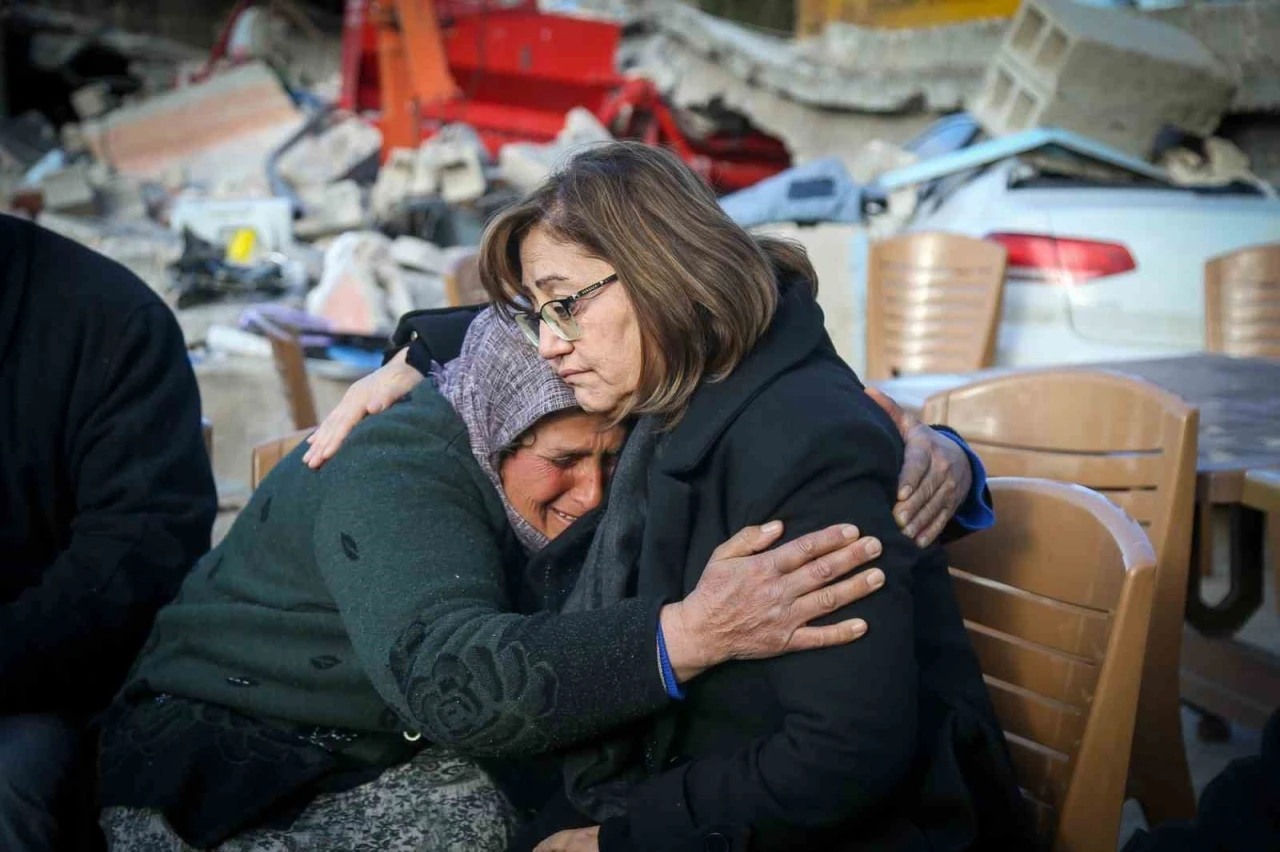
[972,0,1234,158]
[276,117,382,189]
[499,108,613,193]
[294,180,366,240]
[79,62,303,179]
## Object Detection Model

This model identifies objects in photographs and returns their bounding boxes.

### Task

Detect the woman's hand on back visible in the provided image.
[659,521,884,683]
[302,348,426,469]
[866,387,973,548]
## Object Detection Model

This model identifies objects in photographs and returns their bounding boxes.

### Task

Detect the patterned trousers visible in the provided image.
[101,748,516,852]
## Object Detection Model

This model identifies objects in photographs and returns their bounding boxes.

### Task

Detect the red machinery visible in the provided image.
[338,0,790,192]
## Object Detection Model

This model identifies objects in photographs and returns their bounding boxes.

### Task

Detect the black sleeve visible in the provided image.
[623,416,921,851]
[384,305,484,367]
[0,303,217,713]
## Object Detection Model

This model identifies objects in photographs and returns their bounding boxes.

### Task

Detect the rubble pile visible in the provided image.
[1,0,1276,362]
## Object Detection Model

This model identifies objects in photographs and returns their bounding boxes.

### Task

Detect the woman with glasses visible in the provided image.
[95,307,937,852]
[304,142,1030,852]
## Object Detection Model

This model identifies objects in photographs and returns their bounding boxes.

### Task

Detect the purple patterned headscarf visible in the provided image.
[433,308,580,552]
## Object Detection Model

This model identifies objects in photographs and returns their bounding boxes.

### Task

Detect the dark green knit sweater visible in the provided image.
[127,388,668,758]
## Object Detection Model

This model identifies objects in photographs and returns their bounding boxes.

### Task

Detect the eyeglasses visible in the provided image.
[513,273,618,346]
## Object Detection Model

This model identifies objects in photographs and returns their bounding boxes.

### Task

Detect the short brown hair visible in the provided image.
[478,142,815,423]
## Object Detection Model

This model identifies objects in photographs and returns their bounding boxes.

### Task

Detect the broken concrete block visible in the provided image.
[972,0,1234,156]
[79,61,302,179]
[71,81,112,120]
[391,235,447,274]
[293,180,366,240]
[371,147,417,220]
[411,125,487,204]
[398,269,449,312]
[276,117,382,189]
[438,143,486,203]
[306,231,399,334]
[40,163,96,214]
[499,107,612,193]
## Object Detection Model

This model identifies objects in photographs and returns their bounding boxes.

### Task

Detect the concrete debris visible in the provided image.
[1148,0,1280,113]
[38,162,96,214]
[628,4,1001,115]
[371,148,418,221]
[306,232,415,335]
[972,0,1234,159]
[294,181,367,241]
[276,117,382,190]
[80,61,303,179]
[391,235,448,274]
[169,196,295,256]
[1161,137,1268,192]
[71,82,113,121]
[499,108,613,193]
[417,125,489,204]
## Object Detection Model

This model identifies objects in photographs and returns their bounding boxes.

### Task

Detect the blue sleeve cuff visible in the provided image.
[655,623,685,701]
[941,430,995,531]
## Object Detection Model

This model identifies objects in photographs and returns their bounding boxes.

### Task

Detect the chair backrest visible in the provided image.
[246,312,318,431]
[444,252,486,307]
[251,429,313,489]
[946,477,1157,850]
[1204,242,1280,358]
[865,231,1007,381]
[922,368,1197,568]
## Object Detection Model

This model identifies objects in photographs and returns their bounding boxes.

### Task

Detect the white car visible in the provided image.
[867,115,1280,368]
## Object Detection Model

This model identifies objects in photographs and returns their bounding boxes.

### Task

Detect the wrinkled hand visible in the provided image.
[660,521,884,682]
[302,348,426,469]
[866,387,973,547]
[534,826,600,852]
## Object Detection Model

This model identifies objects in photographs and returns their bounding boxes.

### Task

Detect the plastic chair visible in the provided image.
[947,477,1157,851]
[1204,242,1280,359]
[925,368,1200,824]
[251,429,313,489]
[865,232,1007,381]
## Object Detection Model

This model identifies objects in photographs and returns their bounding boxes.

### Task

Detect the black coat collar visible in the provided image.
[658,273,830,475]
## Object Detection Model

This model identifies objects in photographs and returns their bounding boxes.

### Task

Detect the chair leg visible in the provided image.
[1128,682,1198,825]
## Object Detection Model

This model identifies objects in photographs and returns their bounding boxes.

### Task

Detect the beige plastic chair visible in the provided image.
[924,369,1199,825]
[947,477,1157,851]
[865,232,1007,381]
[246,312,319,431]
[251,429,313,489]
[1204,242,1280,358]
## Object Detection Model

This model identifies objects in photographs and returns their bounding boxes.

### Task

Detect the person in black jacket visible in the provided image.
[461,143,1032,852]
[0,214,217,850]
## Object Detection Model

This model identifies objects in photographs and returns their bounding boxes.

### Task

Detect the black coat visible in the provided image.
[395,294,1031,852]
[594,276,1031,852]
[0,215,217,714]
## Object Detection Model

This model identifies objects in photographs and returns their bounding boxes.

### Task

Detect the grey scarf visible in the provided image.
[432,308,580,553]
[560,414,663,821]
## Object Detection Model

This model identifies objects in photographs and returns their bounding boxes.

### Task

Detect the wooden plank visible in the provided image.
[1180,629,1280,731]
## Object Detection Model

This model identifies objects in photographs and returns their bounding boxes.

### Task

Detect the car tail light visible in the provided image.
[986,233,1136,285]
